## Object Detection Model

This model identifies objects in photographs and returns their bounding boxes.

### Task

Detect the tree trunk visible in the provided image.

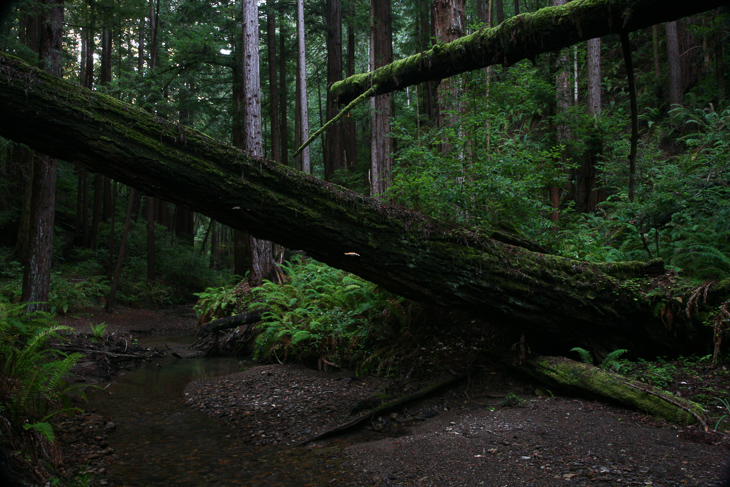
[330,0,728,105]
[107,188,136,312]
[2,38,729,356]
[279,20,288,164]
[344,3,357,170]
[551,0,570,222]
[370,0,393,197]
[243,0,278,286]
[296,0,311,174]
[325,0,343,181]
[432,0,466,140]
[267,0,281,164]
[146,196,156,282]
[20,0,63,313]
[89,173,103,249]
[665,20,682,106]
[621,32,639,203]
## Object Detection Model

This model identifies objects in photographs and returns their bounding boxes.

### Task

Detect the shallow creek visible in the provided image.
[86,336,357,486]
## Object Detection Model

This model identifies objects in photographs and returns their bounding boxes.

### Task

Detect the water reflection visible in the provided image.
[87,344,353,486]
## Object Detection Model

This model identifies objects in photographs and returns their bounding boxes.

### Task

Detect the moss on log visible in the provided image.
[331,0,728,104]
[524,356,706,425]
[0,53,725,356]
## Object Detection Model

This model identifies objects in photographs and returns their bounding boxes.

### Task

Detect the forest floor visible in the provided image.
[54,307,730,487]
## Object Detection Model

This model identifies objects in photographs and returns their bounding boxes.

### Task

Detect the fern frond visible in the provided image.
[570,347,594,365]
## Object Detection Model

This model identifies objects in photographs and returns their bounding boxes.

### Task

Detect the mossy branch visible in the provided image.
[293,86,377,159]
[330,0,727,105]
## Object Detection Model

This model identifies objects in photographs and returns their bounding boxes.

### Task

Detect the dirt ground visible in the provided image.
[57,307,730,487]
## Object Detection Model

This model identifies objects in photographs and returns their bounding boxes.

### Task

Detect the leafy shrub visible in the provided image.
[249,257,405,370]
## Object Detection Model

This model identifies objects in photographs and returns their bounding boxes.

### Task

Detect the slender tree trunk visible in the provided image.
[432,0,466,151]
[279,21,288,164]
[666,20,682,106]
[107,181,116,280]
[493,0,504,24]
[344,4,357,170]
[550,0,570,222]
[324,0,343,181]
[587,38,602,116]
[370,0,393,197]
[146,195,156,282]
[21,0,63,313]
[582,36,603,213]
[715,17,725,101]
[514,0,520,15]
[296,0,311,174]
[244,0,278,286]
[107,188,135,312]
[622,32,638,203]
[89,173,103,249]
[267,0,281,163]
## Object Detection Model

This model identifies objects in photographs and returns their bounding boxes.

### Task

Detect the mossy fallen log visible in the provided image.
[0,53,727,356]
[331,0,728,105]
[523,356,706,426]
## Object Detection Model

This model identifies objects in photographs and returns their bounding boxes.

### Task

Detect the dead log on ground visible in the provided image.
[521,356,706,427]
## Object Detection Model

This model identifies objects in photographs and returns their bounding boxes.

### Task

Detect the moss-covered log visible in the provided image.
[331,0,728,104]
[0,53,726,355]
[523,357,706,425]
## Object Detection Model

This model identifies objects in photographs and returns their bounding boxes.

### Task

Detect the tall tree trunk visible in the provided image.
[581,36,603,213]
[550,0,570,222]
[514,0,520,16]
[432,0,466,151]
[107,188,135,312]
[146,195,156,282]
[21,0,63,313]
[666,20,682,106]
[296,0,311,174]
[622,32,639,203]
[324,0,343,181]
[244,0,278,286]
[370,0,393,197]
[494,0,505,24]
[267,0,281,163]
[279,20,288,164]
[89,173,103,249]
[344,3,357,170]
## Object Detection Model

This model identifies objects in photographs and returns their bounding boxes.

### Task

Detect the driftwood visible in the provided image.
[522,356,706,427]
[58,347,146,360]
[197,309,266,336]
[298,373,466,446]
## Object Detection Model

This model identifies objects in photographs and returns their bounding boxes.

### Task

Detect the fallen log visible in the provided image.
[330,0,728,104]
[197,309,266,336]
[0,54,727,356]
[58,347,146,360]
[522,356,706,427]
[298,372,466,446]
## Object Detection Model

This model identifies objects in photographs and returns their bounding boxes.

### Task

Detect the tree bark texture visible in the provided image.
[330,0,728,105]
[3,53,729,355]
[665,20,682,106]
[267,0,281,164]
[370,0,393,197]
[296,0,311,174]
[325,0,343,181]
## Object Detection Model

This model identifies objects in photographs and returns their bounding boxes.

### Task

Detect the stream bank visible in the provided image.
[56,307,730,486]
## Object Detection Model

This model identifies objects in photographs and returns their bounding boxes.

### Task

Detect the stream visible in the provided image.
[85,336,357,486]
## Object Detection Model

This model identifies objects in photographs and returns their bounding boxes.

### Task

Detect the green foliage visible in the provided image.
[501,392,525,408]
[570,347,594,365]
[570,347,628,372]
[193,276,243,322]
[89,323,107,341]
[0,302,83,443]
[249,257,404,370]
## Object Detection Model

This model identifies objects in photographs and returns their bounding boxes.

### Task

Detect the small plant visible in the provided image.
[714,396,730,431]
[570,347,628,372]
[501,392,524,408]
[89,322,107,341]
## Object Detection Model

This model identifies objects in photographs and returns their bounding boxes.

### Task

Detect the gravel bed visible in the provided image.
[184,363,389,447]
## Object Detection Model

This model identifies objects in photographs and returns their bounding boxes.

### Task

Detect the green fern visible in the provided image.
[571,347,594,365]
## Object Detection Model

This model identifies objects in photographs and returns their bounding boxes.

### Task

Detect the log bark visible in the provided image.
[330,0,728,105]
[0,53,727,356]
[197,309,267,336]
[522,356,706,426]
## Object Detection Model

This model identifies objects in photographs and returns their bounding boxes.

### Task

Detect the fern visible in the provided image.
[602,349,628,372]
[571,347,594,365]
